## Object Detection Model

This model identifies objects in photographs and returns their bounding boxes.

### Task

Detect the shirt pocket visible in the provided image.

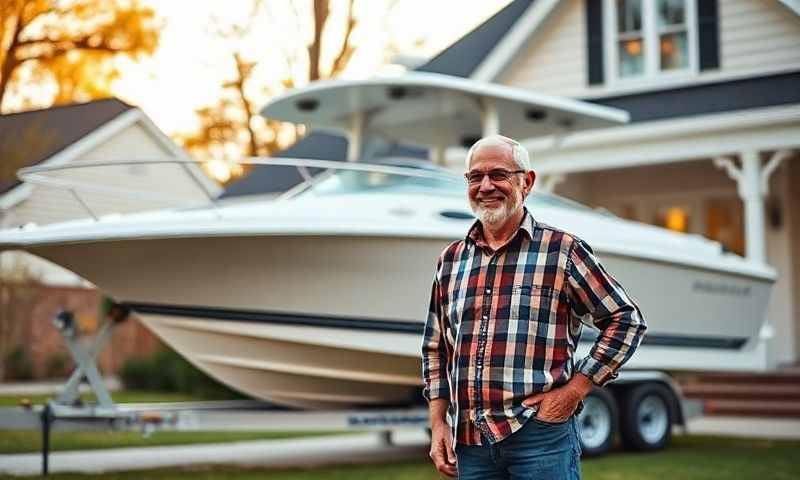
[510,285,554,321]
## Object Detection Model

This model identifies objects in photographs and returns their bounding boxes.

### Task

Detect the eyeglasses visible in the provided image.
[464,169,526,185]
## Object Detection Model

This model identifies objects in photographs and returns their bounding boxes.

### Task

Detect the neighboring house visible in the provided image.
[223,0,800,370]
[0,98,221,285]
[0,99,221,379]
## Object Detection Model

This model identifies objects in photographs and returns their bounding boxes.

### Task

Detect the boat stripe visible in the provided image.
[125,302,748,350]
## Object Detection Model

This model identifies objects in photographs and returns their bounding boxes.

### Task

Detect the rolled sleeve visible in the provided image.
[567,239,647,387]
[421,276,450,402]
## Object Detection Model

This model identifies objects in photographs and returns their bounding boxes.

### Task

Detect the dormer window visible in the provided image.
[603,0,699,85]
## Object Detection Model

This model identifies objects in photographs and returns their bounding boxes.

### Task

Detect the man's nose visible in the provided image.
[478,174,496,192]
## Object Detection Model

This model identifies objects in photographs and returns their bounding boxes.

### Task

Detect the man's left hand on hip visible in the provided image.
[522,373,594,423]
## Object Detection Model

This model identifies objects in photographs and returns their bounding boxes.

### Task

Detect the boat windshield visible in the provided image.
[305,165,465,197]
[302,166,599,214]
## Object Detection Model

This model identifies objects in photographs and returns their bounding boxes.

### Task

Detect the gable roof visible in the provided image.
[0,98,132,194]
[415,0,534,78]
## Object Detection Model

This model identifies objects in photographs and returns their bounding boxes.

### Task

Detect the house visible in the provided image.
[222,0,800,370]
[0,99,221,379]
[0,98,221,285]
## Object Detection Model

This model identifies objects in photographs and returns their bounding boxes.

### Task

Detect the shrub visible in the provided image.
[44,351,73,378]
[120,348,244,399]
[4,345,34,380]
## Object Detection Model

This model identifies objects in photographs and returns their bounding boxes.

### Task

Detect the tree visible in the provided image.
[179,0,399,183]
[0,0,160,112]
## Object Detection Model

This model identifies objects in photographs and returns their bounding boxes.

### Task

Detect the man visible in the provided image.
[422,135,647,479]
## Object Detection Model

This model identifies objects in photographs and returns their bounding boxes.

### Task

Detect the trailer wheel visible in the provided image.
[576,388,618,457]
[620,382,673,451]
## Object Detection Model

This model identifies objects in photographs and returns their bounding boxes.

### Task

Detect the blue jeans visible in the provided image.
[455,416,582,479]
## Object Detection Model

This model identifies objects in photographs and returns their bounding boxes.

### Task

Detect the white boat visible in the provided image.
[0,73,775,409]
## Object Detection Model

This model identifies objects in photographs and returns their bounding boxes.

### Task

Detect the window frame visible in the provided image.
[603,0,700,87]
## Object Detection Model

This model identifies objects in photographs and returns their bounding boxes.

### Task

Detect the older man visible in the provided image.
[422,135,647,479]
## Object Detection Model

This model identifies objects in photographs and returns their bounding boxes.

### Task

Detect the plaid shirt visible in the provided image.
[422,209,647,445]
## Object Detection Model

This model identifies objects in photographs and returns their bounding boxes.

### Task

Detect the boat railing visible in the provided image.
[17,157,463,221]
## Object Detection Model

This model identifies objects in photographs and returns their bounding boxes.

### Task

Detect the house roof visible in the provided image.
[415,0,534,78]
[0,98,132,193]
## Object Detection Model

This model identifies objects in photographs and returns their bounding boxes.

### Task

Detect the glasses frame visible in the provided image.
[464,169,527,185]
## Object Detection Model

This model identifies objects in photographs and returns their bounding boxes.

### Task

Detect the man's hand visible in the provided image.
[429,421,457,477]
[522,373,593,423]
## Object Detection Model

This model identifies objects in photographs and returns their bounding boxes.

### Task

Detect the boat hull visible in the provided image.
[26,232,773,408]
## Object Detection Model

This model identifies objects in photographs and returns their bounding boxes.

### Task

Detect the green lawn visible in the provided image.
[0,390,206,407]
[10,435,800,480]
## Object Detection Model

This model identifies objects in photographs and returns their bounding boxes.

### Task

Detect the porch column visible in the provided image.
[713,150,791,265]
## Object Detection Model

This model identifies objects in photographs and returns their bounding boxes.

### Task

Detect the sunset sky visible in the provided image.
[111,0,512,137]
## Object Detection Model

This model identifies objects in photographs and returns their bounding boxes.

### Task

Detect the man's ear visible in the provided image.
[525,171,536,195]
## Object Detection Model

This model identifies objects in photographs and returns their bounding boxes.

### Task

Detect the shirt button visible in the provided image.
[482,315,488,320]
[485,288,491,294]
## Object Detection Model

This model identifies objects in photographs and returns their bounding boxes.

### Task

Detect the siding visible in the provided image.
[500,0,587,97]
[10,123,210,225]
[720,0,800,73]
[501,0,800,98]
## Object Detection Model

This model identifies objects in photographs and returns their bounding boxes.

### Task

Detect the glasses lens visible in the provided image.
[488,170,511,182]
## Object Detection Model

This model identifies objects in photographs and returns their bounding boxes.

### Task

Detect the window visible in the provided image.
[605,0,698,84]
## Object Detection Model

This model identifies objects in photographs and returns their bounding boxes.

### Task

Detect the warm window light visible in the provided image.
[665,207,688,232]
[625,39,642,56]
[661,38,675,55]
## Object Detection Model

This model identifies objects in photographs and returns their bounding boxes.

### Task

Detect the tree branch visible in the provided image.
[329,0,356,77]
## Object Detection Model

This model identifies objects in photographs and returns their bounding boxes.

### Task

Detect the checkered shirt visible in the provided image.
[421,209,647,445]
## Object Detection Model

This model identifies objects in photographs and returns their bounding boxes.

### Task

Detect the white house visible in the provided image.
[0,98,221,286]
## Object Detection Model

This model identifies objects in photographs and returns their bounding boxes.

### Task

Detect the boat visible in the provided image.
[0,72,775,410]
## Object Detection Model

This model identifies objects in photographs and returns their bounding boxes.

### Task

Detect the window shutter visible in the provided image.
[697,0,720,70]
[586,0,605,85]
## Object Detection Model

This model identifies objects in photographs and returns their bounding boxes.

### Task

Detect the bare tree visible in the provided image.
[0,0,161,112]
[179,0,400,182]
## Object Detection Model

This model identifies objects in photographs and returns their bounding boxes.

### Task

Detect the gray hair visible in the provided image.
[465,135,532,172]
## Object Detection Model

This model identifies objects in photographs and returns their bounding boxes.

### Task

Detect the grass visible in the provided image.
[7,435,800,479]
[0,391,343,454]
[0,390,205,407]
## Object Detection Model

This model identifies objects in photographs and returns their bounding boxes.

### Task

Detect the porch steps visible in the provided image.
[677,371,800,418]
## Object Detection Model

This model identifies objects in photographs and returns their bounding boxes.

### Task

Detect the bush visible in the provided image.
[4,345,34,381]
[119,348,244,399]
[44,352,73,378]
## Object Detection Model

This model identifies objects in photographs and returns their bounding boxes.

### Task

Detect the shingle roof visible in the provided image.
[0,98,132,193]
[415,0,534,78]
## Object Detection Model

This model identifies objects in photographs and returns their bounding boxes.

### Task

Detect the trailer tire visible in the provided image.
[576,388,618,457]
[620,382,673,452]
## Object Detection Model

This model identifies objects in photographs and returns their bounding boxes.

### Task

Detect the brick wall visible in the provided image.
[6,285,162,380]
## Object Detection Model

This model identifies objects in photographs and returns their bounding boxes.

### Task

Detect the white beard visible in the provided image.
[470,190,524,228]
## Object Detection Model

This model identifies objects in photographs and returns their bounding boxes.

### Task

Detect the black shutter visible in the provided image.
[586,0,605,85]
[697,0,720,70]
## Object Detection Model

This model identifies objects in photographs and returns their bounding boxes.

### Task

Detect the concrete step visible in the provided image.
[702,399,800,418]
[681,383,800,401]
[683,372,800,385]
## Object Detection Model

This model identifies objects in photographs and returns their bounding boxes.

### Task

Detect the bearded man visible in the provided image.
[422,135,647,479]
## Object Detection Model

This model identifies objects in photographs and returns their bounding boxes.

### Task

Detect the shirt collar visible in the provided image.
[466,207,535,248]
